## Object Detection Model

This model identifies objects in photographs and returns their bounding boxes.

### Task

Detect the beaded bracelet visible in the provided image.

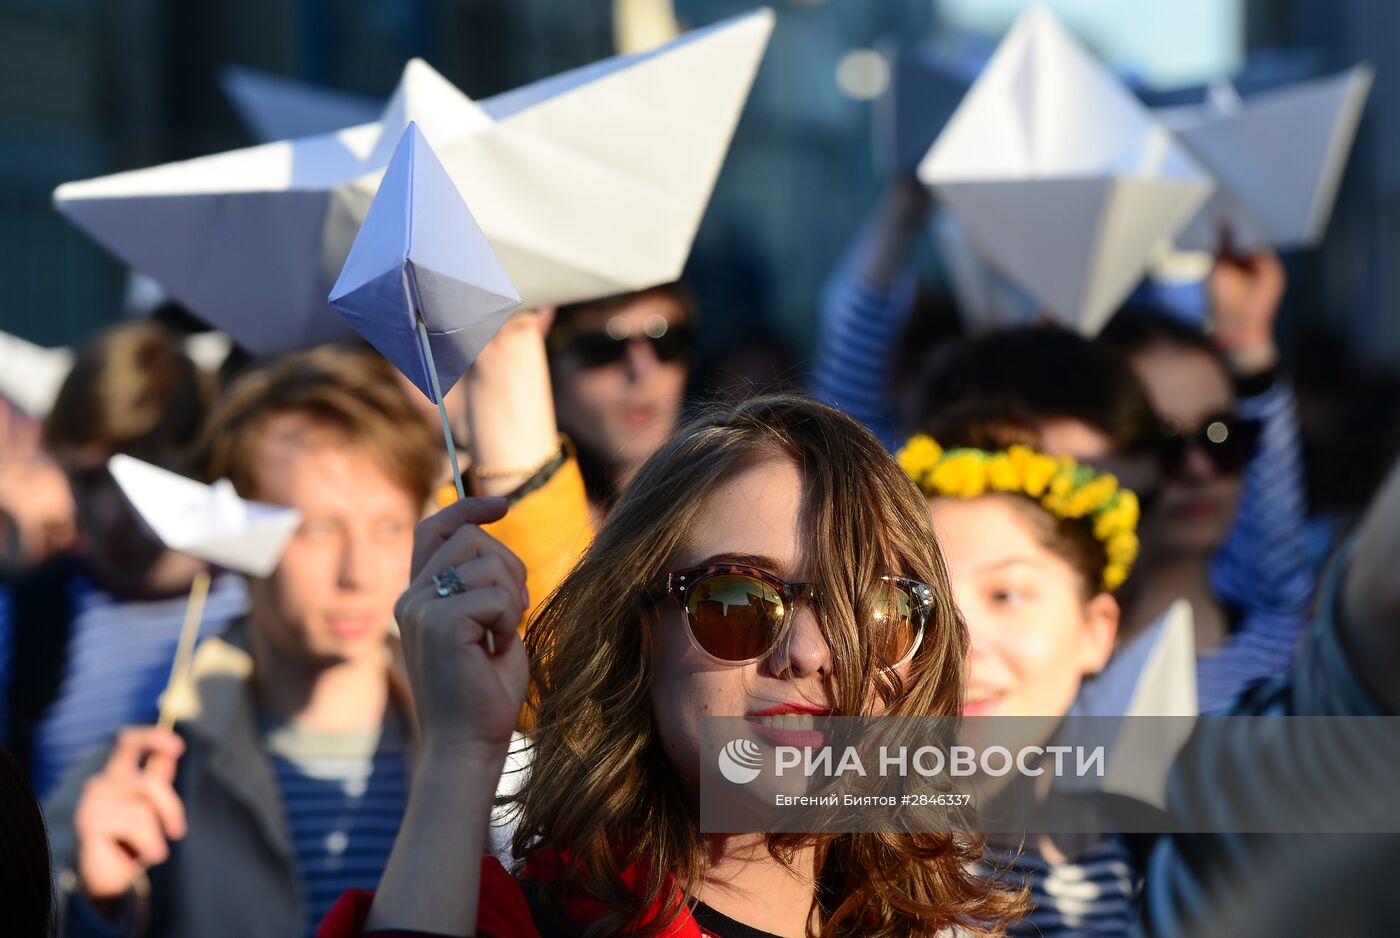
[470,436,568,480]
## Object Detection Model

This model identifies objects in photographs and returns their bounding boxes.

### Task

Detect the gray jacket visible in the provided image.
[46,626,415,938]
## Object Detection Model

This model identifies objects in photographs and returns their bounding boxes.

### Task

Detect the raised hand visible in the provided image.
[1207,236,1286,376]
[393,495,530,762]
[73,727,187,903]
[365,496,530,934]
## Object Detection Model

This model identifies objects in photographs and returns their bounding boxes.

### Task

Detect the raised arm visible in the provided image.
[361,497,529,935]
[1340,453,1400,714]
[462,312,560,501]
[1195,249,1315,710]
[462,310,593,628]
[810,179,930,449]
[1208,248,1314,618]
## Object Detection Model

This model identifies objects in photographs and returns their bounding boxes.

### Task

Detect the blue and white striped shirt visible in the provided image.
[1196,373,1314,712]
[811,264,1314,713]
[810,267,912,452]
[264,717,410,938]
[22,571,247,797]
[987,837,1139,937]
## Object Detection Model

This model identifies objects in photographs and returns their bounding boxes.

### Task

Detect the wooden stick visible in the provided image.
[157,568,211,732]
[408,268,495,655]
[415,316,467,503]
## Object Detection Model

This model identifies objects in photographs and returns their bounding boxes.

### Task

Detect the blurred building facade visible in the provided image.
[0,0,1397,371]
[1245,0,1400,366]
[0,0,614,346]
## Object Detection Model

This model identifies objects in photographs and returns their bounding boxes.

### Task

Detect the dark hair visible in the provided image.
[0,746,55,937]
[44,321,210,473]
[551,281,697,331]
[921,404,1111,599]
[1098,305,1227,369]
[913,325,1158,454]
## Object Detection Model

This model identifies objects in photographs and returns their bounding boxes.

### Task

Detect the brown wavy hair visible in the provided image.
[515,394,1026,937]
[197,345,440,508]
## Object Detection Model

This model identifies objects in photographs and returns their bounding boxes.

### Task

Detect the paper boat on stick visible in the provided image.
[53,10,773,356]
[930,208,1039,331]
[108,454,302,578]
[330,123,520,402]
[918,6,1213,337]
[1162,65,1373,253]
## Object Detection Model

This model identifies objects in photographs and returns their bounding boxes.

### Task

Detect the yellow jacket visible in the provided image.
[435,455,594,630]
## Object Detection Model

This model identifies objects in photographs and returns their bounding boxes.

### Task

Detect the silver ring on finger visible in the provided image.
[432,566,468,598]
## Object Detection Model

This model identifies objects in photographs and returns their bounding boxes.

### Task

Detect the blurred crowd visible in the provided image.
[2,8,1400,938]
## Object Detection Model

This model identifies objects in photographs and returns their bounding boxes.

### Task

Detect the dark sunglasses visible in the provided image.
[1158,413,1262,478]
[650,563,933,668]
[551,321,693,369]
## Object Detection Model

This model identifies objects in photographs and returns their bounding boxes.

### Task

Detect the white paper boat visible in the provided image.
[108,453,302,578]
[919,6,1213,336]
[1163,65,1374,252]
[54,11,773,355]
[330,123,520,401]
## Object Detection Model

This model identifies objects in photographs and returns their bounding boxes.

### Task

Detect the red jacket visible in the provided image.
[316,853,707,938]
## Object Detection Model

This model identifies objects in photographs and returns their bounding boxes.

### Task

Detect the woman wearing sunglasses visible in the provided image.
[815,184,1310,715]
[318,395,1025,937]
[1100,249,1313,712]
[545,284,696,524]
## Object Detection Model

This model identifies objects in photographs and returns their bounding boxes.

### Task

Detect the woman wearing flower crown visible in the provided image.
[897,405,1145,937]
[318,395,1026,938]
[815,181,1312,715]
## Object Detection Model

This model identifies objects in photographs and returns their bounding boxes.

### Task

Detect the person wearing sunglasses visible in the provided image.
[812,177,1310,714]
[545,283,695,521]
[318,394,1026,938]
[1100,247,1313,712]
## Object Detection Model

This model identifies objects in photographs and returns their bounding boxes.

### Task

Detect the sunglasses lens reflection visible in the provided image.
[1161,416,1261,477]
[651,326,692,362]
[686,574,786,661]
[871,581,920,667]
[682,573,925,667]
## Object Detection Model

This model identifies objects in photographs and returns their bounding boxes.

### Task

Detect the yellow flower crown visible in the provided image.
[896,434,1141,591]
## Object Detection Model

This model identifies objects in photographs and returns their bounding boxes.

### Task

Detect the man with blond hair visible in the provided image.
[47,346,508,938]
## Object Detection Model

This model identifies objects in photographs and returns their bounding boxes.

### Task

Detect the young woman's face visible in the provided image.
[550,293,689,490]
[648,456,838,785]
[929,494,1116,718]
[1130,342,1243,555]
